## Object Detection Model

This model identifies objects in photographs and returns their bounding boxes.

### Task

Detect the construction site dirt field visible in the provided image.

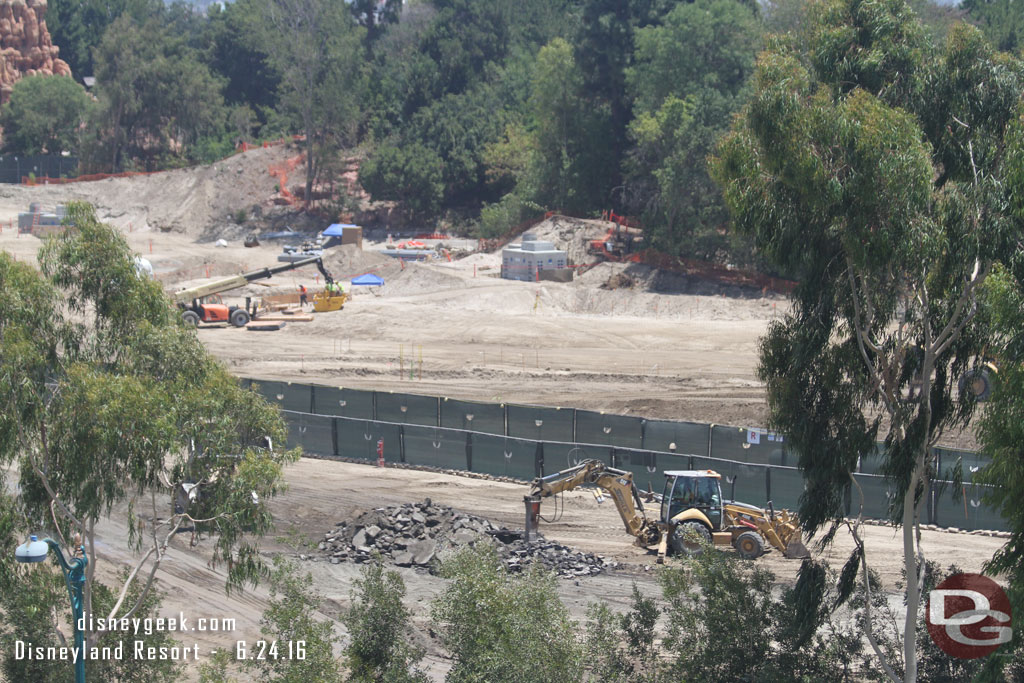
[0,151,1003,679]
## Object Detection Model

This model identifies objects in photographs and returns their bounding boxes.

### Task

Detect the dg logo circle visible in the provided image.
[926,572,1012,659]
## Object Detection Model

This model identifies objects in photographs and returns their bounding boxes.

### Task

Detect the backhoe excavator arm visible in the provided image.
[530,460,660,545]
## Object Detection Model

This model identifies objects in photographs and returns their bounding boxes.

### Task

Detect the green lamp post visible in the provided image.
[16,535,87,683]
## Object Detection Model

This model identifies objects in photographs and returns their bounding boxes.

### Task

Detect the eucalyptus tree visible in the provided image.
[711,1,1024,679]
[976,258,1024,672]
[0,203,297,651]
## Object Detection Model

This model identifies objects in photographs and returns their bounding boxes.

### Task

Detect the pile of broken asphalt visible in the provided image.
[310,499,619,579]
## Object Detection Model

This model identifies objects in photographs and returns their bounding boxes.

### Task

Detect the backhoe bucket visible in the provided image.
[783,536,810,559]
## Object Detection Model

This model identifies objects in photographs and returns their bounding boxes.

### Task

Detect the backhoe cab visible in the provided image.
[660,470,809,561]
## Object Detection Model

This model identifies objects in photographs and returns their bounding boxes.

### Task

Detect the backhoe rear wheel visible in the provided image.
[671,521,712,556]
[734,531,766,560]
[182,310,200,327]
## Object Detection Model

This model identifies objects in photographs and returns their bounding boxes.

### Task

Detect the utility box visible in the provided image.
[501,233,570,282]
[322,223,362,249]
[19,203,70,236]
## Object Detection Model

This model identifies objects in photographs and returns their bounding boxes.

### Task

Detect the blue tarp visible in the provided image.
[351,273,384,286]
[323,223,358,236]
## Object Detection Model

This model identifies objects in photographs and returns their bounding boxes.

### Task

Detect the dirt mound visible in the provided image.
[0,145,305,241]
[379,262,468,297]
[603,271,635,290]
[321,244,394,279]
[520,215,607,265]
[314,499,618,578]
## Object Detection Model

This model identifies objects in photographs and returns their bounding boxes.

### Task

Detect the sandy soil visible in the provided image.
[0,152,997,680]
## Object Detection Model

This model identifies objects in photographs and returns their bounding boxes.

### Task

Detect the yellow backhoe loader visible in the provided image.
[528,460,809,563]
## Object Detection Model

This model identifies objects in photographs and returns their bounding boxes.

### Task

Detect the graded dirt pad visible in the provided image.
[89,458,1005,681]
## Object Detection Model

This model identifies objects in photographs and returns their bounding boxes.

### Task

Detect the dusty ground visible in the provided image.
[0,152,998,680]
[88,458,1004,681]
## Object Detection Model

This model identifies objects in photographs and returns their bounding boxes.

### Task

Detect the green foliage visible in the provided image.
[0,490,67,683]
[248,557,342,683]
[625,0,761,261]
[87,14,227,171]
[47,0,160,79]
[0,203,296,653]
[359,143,444,218]
[193,131,241,166]
[431,544,583,683]
[198,649,239,683]
[976,261,1024,679]
[911,562,984,682]
[712,1,1024,677]
[659,548,775,680]
[963,0,1024,52]
[582,585,660,683]
[239,0,366,203]
[0,75,93,155]
[0,495,180,683]
[478,193,537,239]
[363,0,582,219]
[520,37,613,214]
[341,560,427,683]
[200,1,280,113]
[658,548,873,682]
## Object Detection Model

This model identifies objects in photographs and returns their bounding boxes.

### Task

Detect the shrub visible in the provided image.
[431,544,583,683]
[341,559,426,683]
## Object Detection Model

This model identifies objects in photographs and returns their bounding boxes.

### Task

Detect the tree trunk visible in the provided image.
[304,131,314,205]
[902,467,920,682]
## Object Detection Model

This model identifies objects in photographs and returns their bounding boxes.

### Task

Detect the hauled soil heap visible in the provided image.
[313,499,619,578]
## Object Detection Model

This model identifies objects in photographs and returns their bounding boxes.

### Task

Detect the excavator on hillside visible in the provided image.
[171,254,342,327]
[527,459,809,563]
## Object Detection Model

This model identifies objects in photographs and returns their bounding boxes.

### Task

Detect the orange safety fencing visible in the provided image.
[268,152,306,207]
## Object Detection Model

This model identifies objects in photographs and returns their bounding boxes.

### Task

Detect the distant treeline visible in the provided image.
[0,0,999,264]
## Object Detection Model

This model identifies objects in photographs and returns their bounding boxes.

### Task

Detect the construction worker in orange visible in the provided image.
[298,284,308,307]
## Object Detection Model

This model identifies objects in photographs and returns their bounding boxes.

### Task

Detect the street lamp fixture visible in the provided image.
[15,535,87,683]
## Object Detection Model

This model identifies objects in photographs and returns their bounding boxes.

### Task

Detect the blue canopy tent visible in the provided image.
[351,273,384,287]
[323,223,357,236]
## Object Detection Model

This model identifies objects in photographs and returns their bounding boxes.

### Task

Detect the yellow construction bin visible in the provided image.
[312,290,346,312]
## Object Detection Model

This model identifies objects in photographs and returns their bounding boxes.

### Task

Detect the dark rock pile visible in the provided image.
[313,499,618,578]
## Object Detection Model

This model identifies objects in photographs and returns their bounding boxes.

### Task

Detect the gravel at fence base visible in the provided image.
[308,498,620,578]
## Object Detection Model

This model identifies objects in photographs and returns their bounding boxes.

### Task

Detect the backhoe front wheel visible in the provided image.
[671,521,712,556]
[734,531,766,560]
